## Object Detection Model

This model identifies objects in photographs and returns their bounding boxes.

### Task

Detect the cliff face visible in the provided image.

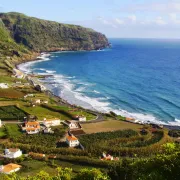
[0,12,109,52]
[0,18,29,57]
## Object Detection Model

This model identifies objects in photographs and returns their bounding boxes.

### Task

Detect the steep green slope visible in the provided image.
[0,18,29,57]
[0,12,109,52]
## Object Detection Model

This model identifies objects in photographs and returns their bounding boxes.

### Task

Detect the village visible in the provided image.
[0,67,179,176]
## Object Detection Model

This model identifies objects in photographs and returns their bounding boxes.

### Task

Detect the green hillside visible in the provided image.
[0,12,109,52]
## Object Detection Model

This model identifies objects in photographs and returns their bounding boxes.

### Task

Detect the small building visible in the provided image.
[0,83,8,89]
[0,163,22,174]
[43,127,54,134]
[66,134,80,147]
[64,120,81,129]
[24,94,34,98]
[43,118,61,127]
[28,152,45,159]
[34,99,41,104]
[78,115,86,122]
[4,148,22,159]
[101,152,119,161]
[22,121,40,134]
[74,115,86,122]
[42,100,48,104]
[0,119,2,127]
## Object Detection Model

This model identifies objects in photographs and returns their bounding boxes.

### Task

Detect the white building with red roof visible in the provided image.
[0,163,22,174]
[4,148,22,159]
[66,134,80,147]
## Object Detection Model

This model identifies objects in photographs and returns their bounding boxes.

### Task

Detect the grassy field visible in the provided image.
[0,127,6,138]
[0,88,24,98]
[81,120,143,134]
[4,124,22,138]
[18,160,56,177]
[51,105,96,120]
[17,159,102,177]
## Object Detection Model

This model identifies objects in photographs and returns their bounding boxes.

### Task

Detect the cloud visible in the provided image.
[169,13,180,24]
[128,14,137,23]
[114,18,124,25]
[97,17,118,28]
[154,16,167,25]
[119,1,180,13]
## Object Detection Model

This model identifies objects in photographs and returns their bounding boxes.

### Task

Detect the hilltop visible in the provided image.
[0,12,109,53]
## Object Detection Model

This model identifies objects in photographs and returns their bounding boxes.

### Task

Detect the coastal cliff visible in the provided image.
[0,12,109,52]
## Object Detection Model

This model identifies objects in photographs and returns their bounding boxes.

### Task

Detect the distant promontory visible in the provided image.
[0,12,109,53]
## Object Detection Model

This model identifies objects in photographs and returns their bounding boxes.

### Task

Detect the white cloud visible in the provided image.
[119,1,180,13]
[154,16,167,25]
[97,17,117,28]
[169,13,180,24]
[128,14,137,23]
[114,18,124,25]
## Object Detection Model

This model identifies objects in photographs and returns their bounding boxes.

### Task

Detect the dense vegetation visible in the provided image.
[0,105,28,120]
[79,129,172,157]
[168,129,180,137]
[1,148,180,180]
[0,12,109,53]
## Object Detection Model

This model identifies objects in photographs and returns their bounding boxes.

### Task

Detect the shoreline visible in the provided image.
[16,52,180,129]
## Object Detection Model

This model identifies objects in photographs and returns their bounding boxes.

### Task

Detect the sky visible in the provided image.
[1,0,180,39]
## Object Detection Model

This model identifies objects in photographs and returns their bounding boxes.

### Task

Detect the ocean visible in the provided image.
[18,38,180,126]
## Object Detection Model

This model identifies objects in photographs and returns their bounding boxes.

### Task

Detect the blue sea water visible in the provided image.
[19,38,180,125]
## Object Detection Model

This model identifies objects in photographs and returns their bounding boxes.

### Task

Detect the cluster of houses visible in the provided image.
[0,148,22,174]
[29,99,48,107]
[21,118,62,134]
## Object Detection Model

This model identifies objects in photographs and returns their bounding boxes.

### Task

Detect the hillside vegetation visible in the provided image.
[0,12,109,52]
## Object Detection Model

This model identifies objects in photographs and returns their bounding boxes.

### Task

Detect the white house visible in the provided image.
[43,127,54,134]
[22,121,40,134]
[66,134,80,147]
[4,148,22,159]
[0,163,22,174]
[42,100,48,104]
[65,120,80,129]
[0,119,2,127]
[0,83,8,89]
[43,118,61,127]
[34,99,41,104]
[78,115,86,122]
[24,94,34,98]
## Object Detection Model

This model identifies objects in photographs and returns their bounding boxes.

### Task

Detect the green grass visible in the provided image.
[17,159,103,177]
[0,126,6,138]
[5,124,22,138]
[18,160,57,177]
[21,106,67,120]
[52,105,96,120]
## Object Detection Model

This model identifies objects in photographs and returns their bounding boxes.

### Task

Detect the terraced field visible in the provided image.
[79,126,172,157]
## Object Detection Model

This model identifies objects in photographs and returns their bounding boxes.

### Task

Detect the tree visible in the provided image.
[75,168,110,180]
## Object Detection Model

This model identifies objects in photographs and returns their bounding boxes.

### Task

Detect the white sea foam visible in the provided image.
[45,70,56,74]
[18,53,52,74]
[75,86,86,92]
[93,90,100,94]
[18,54,180,127]
[167,119,180,126]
